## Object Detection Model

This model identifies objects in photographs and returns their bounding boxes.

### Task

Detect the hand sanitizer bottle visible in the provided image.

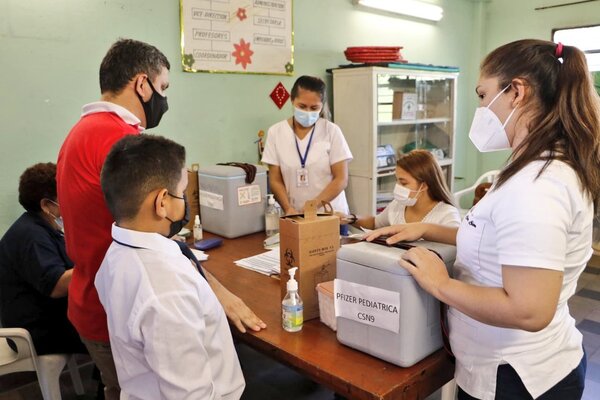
[282,267,303,332]
[265,194,279,237]
[193,215,203,241]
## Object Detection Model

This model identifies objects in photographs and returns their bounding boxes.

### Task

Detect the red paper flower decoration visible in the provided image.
[232,38,254,70]
[270,82,290,109]
[236,7,247,21]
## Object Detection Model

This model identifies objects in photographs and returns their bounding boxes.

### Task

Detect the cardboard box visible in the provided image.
[184,164,200,230]
[392,91,417,120]
[280,200,340,321]
[425,102,451,119]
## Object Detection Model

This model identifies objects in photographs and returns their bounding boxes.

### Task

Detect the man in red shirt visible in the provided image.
[57,39,265,400]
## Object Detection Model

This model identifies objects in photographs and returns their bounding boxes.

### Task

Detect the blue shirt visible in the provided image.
[0,212,72,344]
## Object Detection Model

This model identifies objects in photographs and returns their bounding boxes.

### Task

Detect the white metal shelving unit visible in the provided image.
[331,65,459,216]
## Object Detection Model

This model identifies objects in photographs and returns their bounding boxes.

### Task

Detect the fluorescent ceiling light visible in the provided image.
[355,0,444,22]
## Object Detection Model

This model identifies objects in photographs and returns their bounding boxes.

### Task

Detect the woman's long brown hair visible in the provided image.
[397,149,455,205]
[481,39,600,206]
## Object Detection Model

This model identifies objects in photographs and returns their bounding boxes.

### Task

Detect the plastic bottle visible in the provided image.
[193,215,203,241]
[282,267,303,332]
[265,194,279,237]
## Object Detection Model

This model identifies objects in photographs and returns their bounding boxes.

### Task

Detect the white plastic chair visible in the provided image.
[453,170,500,217]
[0,328,84,399]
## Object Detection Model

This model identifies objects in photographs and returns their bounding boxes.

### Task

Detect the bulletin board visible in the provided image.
[180,0,294,75]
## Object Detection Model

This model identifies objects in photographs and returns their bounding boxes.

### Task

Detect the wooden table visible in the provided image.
[202,232,454,400]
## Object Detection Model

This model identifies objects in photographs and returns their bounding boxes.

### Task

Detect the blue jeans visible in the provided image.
[457,352,587,400]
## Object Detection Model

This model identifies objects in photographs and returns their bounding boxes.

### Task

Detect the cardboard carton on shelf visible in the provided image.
[392,91,417,120]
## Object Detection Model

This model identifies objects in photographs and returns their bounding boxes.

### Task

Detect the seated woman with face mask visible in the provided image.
[344,150,460,230]
[0,162,86,356]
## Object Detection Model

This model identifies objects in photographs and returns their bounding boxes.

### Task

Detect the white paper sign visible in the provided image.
[334,279,400,333]
[237,184,261,206]
[180,0,293,75]
[199,190,224,210]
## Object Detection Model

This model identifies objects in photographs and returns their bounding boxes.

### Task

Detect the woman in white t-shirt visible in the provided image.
[367,40,599,399]
[261,76,353,216]
[343,149,459,229]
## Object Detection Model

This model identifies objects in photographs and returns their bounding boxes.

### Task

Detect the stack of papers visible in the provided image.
[235,248,280,276]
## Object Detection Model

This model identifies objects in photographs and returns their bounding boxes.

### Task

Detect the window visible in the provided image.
[553,24,600,95]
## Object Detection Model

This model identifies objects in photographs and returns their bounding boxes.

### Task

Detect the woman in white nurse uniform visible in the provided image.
[261,75,353,217]
[367,40,599,400]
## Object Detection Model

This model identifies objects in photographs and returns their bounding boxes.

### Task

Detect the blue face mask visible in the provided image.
[294,107,320,128]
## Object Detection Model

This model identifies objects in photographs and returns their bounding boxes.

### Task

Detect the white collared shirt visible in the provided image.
[82,101,144,132]
[450,160,590,399]
[95,225,245,400]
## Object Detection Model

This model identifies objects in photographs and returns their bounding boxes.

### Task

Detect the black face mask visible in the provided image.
[137,78,168,129]
[165,193,190,238]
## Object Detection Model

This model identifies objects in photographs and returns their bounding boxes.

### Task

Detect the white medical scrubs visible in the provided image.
[261,118,353,213]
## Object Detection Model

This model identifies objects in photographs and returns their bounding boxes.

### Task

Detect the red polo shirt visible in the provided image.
[57,103,141,342]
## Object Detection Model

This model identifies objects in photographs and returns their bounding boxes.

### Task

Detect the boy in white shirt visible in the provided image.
[95,134,245,400]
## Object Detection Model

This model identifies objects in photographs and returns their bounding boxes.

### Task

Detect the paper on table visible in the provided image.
[191,248,209,261]
[347,227,372,240]
[235,247,280,276]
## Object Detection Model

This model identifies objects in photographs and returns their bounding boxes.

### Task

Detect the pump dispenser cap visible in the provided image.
[267,194,275,205]
[287,267,298,291]
[194,215,200,224]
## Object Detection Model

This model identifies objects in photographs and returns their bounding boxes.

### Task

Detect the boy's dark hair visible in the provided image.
[101,135,186,222]
[99,38,170,94]
[18,162,57,213]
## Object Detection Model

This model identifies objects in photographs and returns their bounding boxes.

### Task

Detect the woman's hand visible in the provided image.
[399,247,450,299]
[285,207,299,215]
[364,223,428,244]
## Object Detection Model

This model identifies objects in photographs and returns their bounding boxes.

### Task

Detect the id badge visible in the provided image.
[296,168,309,187]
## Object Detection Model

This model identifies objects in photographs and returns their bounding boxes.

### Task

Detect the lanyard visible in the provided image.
[294,124,316,168]
[112,238,206,280]
[113,238,143,249]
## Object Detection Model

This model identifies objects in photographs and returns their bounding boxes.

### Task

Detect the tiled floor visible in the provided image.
[3,258,600,400]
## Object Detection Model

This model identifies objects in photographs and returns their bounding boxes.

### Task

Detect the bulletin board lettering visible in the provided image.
[180,0,294,75]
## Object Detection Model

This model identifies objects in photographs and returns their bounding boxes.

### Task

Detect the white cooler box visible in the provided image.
[198,164,267,238]
[335,240,456,367]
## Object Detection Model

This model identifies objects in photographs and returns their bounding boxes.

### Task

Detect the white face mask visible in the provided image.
[468,84,518,152]
[393,183,423,207]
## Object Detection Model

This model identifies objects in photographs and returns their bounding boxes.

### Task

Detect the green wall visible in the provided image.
[2,0,596,234]
[477,0,600,174]
[0,0,483,234]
